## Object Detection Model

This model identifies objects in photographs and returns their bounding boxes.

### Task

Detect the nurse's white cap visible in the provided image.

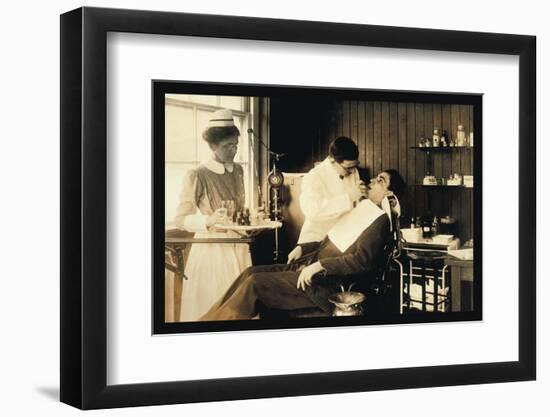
[206,109,235,129]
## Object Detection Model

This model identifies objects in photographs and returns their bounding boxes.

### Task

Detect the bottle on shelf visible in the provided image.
[422,216,432,239]
[457,124,466,146]
[441,130,448,147]
[431,216,439,237]
[432,129,440,147]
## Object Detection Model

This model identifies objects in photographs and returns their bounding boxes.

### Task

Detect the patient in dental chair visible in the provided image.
[200,169,405,321]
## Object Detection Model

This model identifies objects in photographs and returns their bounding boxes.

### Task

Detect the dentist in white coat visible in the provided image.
[287,136,368,263]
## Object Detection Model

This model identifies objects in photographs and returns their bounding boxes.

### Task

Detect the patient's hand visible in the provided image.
[384,191,401,217]
[287,246,303,264]
[297,261,325,291]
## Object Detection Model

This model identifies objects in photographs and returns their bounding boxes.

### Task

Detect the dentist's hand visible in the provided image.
[287,246,303,264]
[358,180,369,199]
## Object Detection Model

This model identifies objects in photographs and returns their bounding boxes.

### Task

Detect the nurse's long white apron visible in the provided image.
[179,230,251,321]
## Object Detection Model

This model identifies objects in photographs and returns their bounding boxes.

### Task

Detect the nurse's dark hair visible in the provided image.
[384,169,406,199]
[328,136,359,162]
[202,126,241,144]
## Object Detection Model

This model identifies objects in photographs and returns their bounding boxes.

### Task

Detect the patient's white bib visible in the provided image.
[328,199,385,253]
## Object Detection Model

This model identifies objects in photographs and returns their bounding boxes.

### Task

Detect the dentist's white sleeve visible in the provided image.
[299,172,355,222]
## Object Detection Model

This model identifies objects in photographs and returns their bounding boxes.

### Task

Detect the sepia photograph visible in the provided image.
[155,82,481,334]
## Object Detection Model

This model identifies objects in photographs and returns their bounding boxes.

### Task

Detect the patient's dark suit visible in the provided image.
[201,213,391,321]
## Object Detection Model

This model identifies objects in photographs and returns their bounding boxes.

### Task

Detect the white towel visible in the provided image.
[328,199,385,253]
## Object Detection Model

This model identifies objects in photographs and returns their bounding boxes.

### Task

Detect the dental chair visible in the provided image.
[259,210,402,319]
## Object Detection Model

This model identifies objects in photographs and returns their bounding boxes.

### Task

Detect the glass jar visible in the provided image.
[457,124,466,146]
[432,129,440,147]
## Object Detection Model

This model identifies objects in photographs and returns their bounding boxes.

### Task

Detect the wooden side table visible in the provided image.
[445,257,474,312]
[164,229,255,322]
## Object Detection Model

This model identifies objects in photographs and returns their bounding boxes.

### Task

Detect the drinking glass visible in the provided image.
[223,200,235,224]
[217,205,228,225]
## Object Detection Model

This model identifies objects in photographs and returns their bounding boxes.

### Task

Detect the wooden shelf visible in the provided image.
[415,184,473,189]
[410,146,473,151]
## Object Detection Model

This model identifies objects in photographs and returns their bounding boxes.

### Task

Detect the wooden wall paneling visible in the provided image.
[415,103,425,216]
[450,104,462,240]
[327,102,335,140]
[336,101,344,137]
[459,105,471,240]
[441,104,453,217]
[469,104,474,241]
[397,103,408,219]
[366,102,374,176]
[441,104,453,177]
[389,103,399,172]
[432,103,443,216]
[308,111,321,167]
[424,103,444,216]
[373,102,382,177]
[468,106,475,153]
[381,102,391,172]
[342,101,351,137]
[357,101,367,168]
[386,101,403,221]
[314,105,328,163]
[423,103,434,214]
[462,105,473,175]
[432,103,443,178]
[450,105,461,172]
[406,103,416,220]
[326,102,336,156]
[305,126,313,172]
[351,101,359,148]
[292,99,473,242]
[459,105,471,175]
[423,103,434,148]
[316,121,323,163]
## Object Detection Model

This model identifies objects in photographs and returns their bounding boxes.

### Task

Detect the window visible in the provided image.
[164,94,253,224]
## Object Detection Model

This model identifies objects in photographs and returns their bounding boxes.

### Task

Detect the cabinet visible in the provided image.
[411,146,474,241]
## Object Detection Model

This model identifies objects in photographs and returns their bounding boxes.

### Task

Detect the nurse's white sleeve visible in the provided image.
[299,172,354,222]
[174,170,209,233]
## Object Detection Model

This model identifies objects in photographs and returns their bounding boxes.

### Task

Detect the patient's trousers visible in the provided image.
[200,263,320,321]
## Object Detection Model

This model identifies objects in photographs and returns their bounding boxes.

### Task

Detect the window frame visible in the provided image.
[164,95,255,213]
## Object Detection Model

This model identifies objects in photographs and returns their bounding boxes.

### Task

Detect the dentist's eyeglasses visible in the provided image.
[338,161,359,174]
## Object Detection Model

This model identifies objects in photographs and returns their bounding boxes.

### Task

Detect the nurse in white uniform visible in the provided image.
[174,109,252,321]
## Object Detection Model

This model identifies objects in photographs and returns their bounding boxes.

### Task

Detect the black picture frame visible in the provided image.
[60,6,536,409]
